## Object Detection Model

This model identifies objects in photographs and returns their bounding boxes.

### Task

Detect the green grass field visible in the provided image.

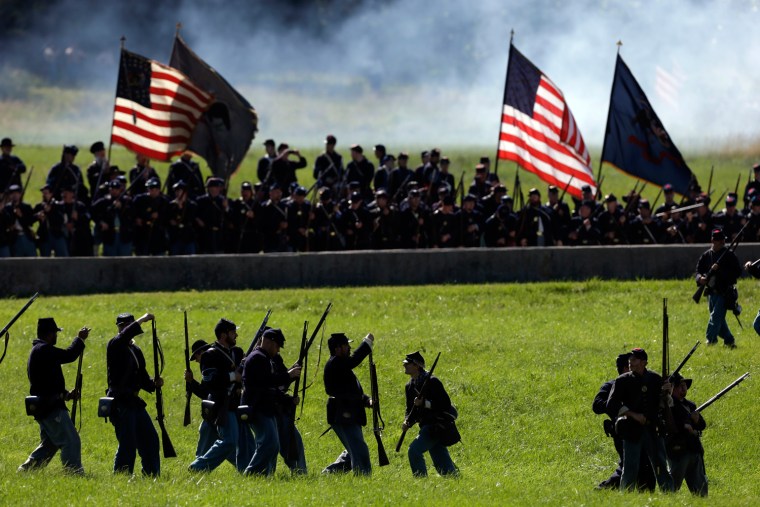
[0,280,757,505]
[7,143,760,205]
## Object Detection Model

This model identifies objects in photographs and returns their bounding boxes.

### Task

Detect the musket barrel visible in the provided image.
[696,373,750,413]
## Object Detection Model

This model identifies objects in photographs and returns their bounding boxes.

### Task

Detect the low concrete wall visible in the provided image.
[3,245,760,296]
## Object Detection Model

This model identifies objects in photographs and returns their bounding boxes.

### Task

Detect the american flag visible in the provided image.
[111,49,213,161]
[498,44,596,199]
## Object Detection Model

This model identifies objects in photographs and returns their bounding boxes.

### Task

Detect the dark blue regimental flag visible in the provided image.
[170,35,258,181]
[602,55,696,195]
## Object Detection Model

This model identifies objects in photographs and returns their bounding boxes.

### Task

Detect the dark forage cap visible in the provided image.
[663,183,674,192]
[616,352,632,372]
[294,186,307,196]
[173,180,187,190]
[711,228,725,241]
[241,181,253,190]
[90,141,105,153]
[263,139,275,146]
[146,177,160,188]
[191,339,210,359]
[581,184,592,193]
[328,332,352,350]
[37,317,62,336]
[1,137,15,147]
[325,134,337,144]
[262,328,285,347]
[116,313,144,338]
[670,372,692,389]
[62,144,79,155]
[605,193,617,203]
[630,348,648,361]
[403,351,425,368]
[214,318,238,337]
[116,313,135,325]
[206,177,224,188]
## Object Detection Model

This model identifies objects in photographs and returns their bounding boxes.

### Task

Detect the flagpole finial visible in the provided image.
[510,29,515,45]
[120,36,126,50]
[616,40,623,54]
[176,22,182,37]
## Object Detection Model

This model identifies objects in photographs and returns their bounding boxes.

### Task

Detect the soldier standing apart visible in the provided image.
[695,228,741,347]
[322,332,375,475]
[667,373,708,496]
[606,348,674,492]
[106,312,161,476]
[189,319,251,473]
[19,318,89,474]
[401,351,460,477]
[242,328,301,476]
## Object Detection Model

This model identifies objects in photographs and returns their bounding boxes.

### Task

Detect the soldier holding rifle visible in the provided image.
[695,228,741,347]
[606,348,674,492]
[184,339,216,458]
[400,351,459,477]
[321,332,375,475]
[666,373,708,496]
[241,328,301,476]
[105,312,161,476]
[19,318,89,474]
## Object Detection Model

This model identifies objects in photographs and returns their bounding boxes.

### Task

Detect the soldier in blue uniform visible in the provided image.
[132,178,169,256]
[46,145,87,203]
[34,184,68,257]
[184,339,215,458]
[322,332,375,475]
[92,179,134,256]
[19,318,89,474]
[189,318,252,473]
[127,154,160,198]
[314,135,344,195]
[666,373,708,496]
[167,152,204,200]
[195,178,230,254]
[85,141,109,204]
[106,312,161,476]
[401,351,460,477]
[60,186,93,257]
[0,137,26,193]
[3,184,37,256]
[345,145,375,202]
[242,328,301,476]
[167,181,198,256]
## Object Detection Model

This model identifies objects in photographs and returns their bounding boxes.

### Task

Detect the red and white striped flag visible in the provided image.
[111,49,213,161]
[498,44,596,199]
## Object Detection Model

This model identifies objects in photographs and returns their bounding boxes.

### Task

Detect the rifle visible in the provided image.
[696,372,750,413]
[70,350,84,431]
[0,292,40,366]
[734,173,741,196]
[299,302,333,416]
[693,221,748,303]
[245,309,273,356]
[669,341,700,381]
[19,166,34,203]
[285,320,308,462]
[710,190,727,213]
[396,352,441,452]
[654,202,704,218]
[369,351,389,466]
[183,311,192,427]
[651,187,663,211]
[151,320,177,458]
[707,165,714,198]
[557,176,574,205]
[662,298,669,379]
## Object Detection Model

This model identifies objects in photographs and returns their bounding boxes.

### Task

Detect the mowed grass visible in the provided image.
[0,280,757,506]
[9,144,760,204]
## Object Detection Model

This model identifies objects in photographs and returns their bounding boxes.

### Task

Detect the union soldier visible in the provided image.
[92,179,134,256]
[627,199,661,244]
[373,154,395,192]
[2,184,37,256]
[518,188,553,246]
[18,318,89,474]
[189,319,252,473]
[567,200,601,246]
[34,185,68,257]
[484,201,517,247]
[60,186,93,257]
[695,228,741,347]
[166,152,204,199]
[369,189,399,249]
[398,189,430,249]
[684,194,713,244]
[468,164,490,199]
[606,348,674,492]
[106,312,161,476]
[257,139,278,186]
[373,144,387,166]
[195,178,230,254]
[260,183,290,252]
[430,156,455,198]
[322,332,375,475]
[345,145,375,202]
[430,195,459,248]
[597,194,626,245]
[654,183,677,216]
[313,134,344,195]
[85,141,108,204]
[0,137,26,193]
[666,373,708,496]
[312,188,344,251]
[480,184,507,219]
[183,340,215,458]
[127,154,160,197]
[287,186,312,252]
[341,191,372,250]
[573,185,601,216]
[46,145,88,203]
[459,194,483,248]
[242,328,302,476]
[712,193,744,241]
[271,344,307,474]
[167,181,198,255]
[388,152,415,204]
[745,258,760,336]
[592,352,655,490]
[270,143,307,196]
[401,351,459,477]
[233,181,262,253]
[743,163,760,211]
[546,185,571,245]
[132,178,169,255]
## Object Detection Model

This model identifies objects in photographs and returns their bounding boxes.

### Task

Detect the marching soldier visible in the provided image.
[322,332,375,475]
[189,318,251,473]
[401,351,460,477]
[241,328,301,476]
[606,348,674,492]
[106,312,161,476]
[666,373,708,496]
[19,318,89,474]
[695,228,741,347]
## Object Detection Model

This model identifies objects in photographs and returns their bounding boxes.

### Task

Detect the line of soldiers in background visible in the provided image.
[3,135,760,257]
